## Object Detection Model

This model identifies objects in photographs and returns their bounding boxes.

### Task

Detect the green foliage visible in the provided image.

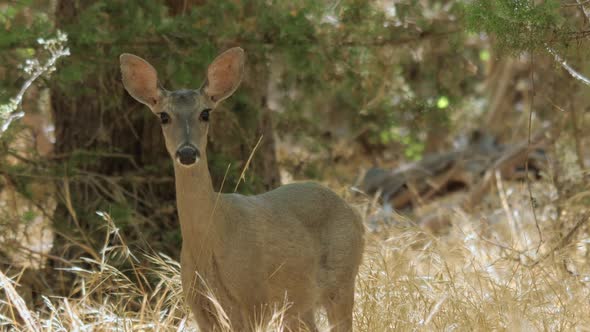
[1,1,488,220]
[1,0,483,170]
[103,203,133,227]
[464,0,565,52]
[22,210,36,224]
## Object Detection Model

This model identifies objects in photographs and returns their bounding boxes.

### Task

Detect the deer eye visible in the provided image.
[158,112,170,125]
[200,109,211,122]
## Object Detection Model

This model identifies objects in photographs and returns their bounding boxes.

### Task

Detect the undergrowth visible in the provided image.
[1,179,590,331]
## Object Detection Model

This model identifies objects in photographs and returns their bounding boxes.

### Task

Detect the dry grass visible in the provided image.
[2,180,590,331]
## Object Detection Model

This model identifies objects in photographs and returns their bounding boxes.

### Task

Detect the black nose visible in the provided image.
[176,145,200,165]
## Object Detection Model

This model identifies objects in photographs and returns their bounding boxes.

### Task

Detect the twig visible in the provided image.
[495,170,522,250]
[576,0,590,20]
[12,244,74,266]
[546,46,590,86]
[562,0,590,6]
[528,50,543,251]
[530,212,590,267]
[0,31,70,134]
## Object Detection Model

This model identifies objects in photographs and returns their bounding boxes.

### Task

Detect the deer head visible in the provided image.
[120,48,245,167]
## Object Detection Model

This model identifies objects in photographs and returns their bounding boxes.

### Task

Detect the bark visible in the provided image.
[49,0,280,267]
[49,0,176,275]
[246,62,281,191]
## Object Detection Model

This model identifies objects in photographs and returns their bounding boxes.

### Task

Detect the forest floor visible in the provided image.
[2,179,590,331]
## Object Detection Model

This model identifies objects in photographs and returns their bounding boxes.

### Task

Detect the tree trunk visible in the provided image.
[243,60,281,191]
[49,0,281,277]
[48,2,176,293]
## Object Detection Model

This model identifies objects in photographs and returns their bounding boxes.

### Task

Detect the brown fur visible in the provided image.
[120,48,365,331]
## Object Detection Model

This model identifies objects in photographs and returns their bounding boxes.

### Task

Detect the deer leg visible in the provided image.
[300,310,318,332]
[190,304,221,332]
[324,284,354,332]
[283,310,318,332]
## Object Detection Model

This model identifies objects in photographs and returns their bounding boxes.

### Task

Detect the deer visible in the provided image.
[119,47,365,332]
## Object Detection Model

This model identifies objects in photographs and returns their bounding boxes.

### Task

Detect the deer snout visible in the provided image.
[176,145,200,166]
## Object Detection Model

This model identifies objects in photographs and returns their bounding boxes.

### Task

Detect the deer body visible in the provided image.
[121,48,364,331]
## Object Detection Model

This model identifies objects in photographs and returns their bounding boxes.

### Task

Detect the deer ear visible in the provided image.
[120,53,162,109]
[202,47,245,104]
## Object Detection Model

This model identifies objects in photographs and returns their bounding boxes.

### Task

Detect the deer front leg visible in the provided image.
[190,301,221,332]
[183,282,222,331]
[181,261,221,331]
[182,271,245,330]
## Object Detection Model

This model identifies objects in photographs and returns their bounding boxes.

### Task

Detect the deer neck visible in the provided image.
[173,157,221,260]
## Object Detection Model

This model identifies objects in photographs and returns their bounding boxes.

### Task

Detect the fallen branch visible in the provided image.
[462,129,550,211]
[362,130,550,211]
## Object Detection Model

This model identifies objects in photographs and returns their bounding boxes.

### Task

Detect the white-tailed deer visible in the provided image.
[120,48,364,331]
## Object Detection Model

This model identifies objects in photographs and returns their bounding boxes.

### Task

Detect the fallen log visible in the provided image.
[360,130,549,211]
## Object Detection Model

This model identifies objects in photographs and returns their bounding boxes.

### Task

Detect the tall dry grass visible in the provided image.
[2,179,590,331]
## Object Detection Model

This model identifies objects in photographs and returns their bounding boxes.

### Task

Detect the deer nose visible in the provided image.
[176,145,200,165]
